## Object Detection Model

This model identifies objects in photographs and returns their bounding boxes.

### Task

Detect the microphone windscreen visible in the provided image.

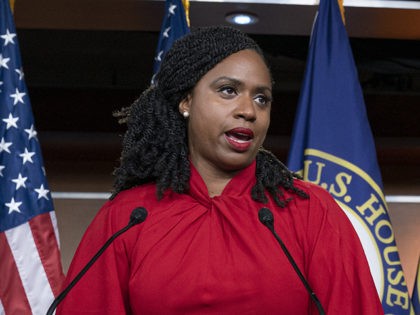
[130,207,148,225]
[258,207,274,226]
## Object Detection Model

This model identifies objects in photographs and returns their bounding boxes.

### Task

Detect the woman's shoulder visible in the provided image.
[283,178,357,237]
[110,182,158,204]
[95,183,160,225]
[285,178,343,216]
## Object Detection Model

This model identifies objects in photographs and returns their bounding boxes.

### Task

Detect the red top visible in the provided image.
[57,161,383,314]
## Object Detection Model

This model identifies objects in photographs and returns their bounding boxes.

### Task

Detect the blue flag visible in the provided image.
[413,257,420,315]
[287,0,414,313]
[0,0,64,313]
[152,0,190,84]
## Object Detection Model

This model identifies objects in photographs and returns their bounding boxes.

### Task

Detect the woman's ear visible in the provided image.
[179,93,192,117]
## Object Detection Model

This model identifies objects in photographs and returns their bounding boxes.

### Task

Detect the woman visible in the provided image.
[57,26,383,314]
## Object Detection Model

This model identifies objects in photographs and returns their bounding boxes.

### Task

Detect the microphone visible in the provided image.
[258,207,325,315]
[46,207,148,315]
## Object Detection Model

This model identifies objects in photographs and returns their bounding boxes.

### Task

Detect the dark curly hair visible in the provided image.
[112,26,308,207]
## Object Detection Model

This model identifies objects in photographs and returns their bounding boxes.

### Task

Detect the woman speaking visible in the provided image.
[57,26,383,314]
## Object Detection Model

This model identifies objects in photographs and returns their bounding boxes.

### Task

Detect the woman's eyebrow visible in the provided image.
[210,76,242,86]
[211,77,271,93]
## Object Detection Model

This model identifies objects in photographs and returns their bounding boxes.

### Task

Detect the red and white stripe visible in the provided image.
[0,212,64,314]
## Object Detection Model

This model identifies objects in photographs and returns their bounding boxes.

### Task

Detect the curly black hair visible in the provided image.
[112,26,308,207]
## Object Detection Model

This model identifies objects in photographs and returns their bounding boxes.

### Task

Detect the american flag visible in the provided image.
[0,0,64,314]
[151,0,190,84]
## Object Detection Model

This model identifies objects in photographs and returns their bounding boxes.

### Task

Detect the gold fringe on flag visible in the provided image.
[337,0,346,24]
[9,0,15,12]
[182,0,190,27]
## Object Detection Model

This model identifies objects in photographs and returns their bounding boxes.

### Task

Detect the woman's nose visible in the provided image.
[234,96,256,122]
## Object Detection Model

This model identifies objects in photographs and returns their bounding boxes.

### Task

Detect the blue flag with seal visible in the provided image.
[413,257,420,315]
[151,0,190,84]
[287,0,414,313]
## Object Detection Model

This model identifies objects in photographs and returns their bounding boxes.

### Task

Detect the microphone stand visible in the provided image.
[259,207,326,315]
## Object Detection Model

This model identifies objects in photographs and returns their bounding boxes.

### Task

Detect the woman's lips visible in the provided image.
[224,127,254,152]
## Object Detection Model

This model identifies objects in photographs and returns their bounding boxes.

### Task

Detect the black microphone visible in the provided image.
[258,207,326,315]
[46,207,148,315]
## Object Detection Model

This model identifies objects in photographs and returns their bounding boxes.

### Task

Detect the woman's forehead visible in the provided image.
[196,50,271,87]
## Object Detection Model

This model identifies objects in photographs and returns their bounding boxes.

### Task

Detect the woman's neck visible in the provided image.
[191,161,239,197]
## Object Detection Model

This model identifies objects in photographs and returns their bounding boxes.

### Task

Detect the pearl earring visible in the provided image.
[183,111,189,118]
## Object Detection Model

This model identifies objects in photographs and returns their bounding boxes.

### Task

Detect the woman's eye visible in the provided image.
[218,86,237,96]
[255,95,271,106]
